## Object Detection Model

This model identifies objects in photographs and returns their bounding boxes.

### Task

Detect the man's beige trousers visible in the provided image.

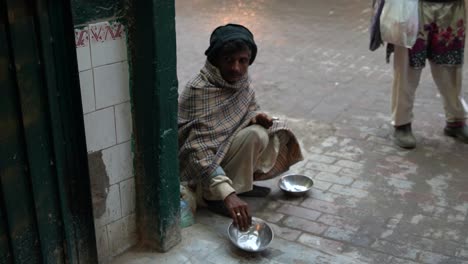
[203,125,279,201]
[392,45,468,126]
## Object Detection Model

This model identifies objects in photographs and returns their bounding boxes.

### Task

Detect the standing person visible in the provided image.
[390,0,468,149]
[178,24,303,230]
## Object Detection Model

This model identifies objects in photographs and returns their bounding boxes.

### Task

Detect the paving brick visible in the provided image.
[373,144,402,155]
[386,214,403,229]
[334,195,361,208]
[402,191,434,203]
[418,251,452,264]
[329,184,369,199]
[431,240,462,257]
[275,194,304,206]
[371,240,420,260]
[205,249,240,264]
[432,207,449,219]
[308,146,324,154]
[325,149,362,162]
[317,214,360,232]
[306,161,342,173]
[335,127,370,141]
[297,233,344,254]
[387,178,415,190]
[401,236,435,252]
[447,213,466,224]
[267,222,302,242]
[351,234,375,247]
[309,154,337,164]
[309,189,337,203]
[277,204,321,221]
[315,172,354,185]
[323,226,355,242]
[312,180,333,191]
[282,216,328,235]
[367,135,392,146]
[457,248,468,258]
[390,257,420,264]
[265,201,282,211]
[300,168,319,178]
[336,160,364,170]
[338,168,362,178]
[301,199,340,215]
[320,136,339,148]
[410,214,425,225]
[257,211,285,223]
[351,180,373,190]
[344,246,395,264]
[422,228,444,240]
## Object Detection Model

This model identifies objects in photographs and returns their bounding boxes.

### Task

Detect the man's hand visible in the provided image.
[224,193,252,231]
[250,113,273,129]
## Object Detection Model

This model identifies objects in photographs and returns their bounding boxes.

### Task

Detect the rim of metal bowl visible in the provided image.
[227,217,275,252]
[278,174,314,193]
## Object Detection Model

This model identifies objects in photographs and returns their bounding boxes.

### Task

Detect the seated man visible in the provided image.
[178,24,303,230]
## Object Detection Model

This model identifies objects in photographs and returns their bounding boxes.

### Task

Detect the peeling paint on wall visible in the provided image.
[87,151,110,218]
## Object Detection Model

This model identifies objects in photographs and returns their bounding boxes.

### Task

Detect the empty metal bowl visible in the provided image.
[278,174,314,196]
[227,217,274,252]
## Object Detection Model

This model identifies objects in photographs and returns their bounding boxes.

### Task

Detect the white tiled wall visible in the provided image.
[75,21,136,263]
[120,178,136,216]
[102,142,133,185]
[84,107,116,152]
[94,62,130,109]
[115,102,132,144]
[75,26,91,71]
[95,184,122,227]
[79,70,95,114]
[95,225,110,262]
[89,22,128,67]
[107,214,137,256]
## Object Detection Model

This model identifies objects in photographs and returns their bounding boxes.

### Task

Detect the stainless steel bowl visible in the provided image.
[278,174,314,196]
[227,217,274,252]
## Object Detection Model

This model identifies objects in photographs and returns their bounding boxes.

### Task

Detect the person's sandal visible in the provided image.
[444,122,468,144]
[238,185,271,197]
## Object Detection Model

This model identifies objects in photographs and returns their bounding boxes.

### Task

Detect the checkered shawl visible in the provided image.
[178,61,303,186]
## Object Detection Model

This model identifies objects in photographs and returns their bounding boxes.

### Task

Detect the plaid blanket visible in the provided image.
[178,61,303,186]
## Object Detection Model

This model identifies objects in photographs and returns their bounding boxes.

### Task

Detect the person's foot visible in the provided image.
[238,185,271,197]
[444,122,468,144]
[393,123,416,149]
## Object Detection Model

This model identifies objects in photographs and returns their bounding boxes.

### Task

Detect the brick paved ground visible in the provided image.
[115,0,468,263]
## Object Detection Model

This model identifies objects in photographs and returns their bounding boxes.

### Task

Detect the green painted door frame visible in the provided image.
[130,0,181,252]
[0,0,98,263]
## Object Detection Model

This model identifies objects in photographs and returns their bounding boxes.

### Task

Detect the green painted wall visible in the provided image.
[129,0,181,251]
[0,0,98,262]
[71,0,181,253]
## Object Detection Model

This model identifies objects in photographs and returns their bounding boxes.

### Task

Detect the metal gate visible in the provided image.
[0,0,97,263]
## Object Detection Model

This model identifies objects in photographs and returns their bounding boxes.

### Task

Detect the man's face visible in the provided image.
[216,49,251,83]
